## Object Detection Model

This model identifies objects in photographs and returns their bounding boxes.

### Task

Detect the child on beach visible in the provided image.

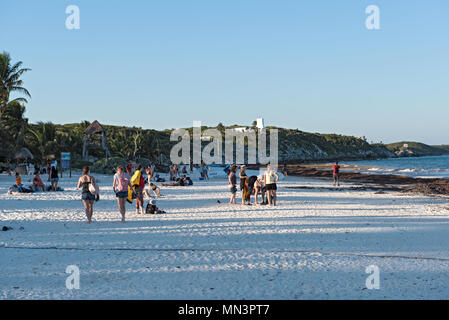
[15,172,23,192]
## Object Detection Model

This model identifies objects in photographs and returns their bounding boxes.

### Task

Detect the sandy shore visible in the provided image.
[1,170,449,299]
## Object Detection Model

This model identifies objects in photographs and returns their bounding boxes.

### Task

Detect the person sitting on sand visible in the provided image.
[228,165,237,204]
[77,166,97,224]
[33,171,45,192]
[162,176,190,187]
[15,172,24,192]
[332,161,341,186]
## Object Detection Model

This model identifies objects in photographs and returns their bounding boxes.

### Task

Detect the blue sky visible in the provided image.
[1,0,448,144]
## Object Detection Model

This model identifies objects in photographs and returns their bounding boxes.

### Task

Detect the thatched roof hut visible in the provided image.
[14,147,34,160]
[83,120,111,159]
[84,120,106,135]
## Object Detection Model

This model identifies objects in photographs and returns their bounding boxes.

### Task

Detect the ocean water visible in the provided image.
[345,155,449,179]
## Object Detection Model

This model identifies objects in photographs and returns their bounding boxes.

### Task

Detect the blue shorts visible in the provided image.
[116,191,128,198]
[51,178,59,183]
[82,192,95,201]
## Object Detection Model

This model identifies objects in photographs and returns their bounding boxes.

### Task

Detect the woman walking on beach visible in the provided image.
[77,166,96,223]
[228,165,237,204]
[113,165,132,223]
[264,164,279,206]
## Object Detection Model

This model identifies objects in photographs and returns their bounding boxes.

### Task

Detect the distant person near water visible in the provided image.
[332,161,341,186]
[77,166,97,223]
[113,165,132,223]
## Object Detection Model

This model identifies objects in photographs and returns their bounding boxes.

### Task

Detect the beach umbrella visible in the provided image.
[14,147,34,160]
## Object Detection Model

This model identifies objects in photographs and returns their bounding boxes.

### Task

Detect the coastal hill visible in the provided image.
[276,128,394,162]
[385,142,449,157]
[3,121,448,169]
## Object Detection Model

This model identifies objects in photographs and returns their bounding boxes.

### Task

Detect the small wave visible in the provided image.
[398,169,418,173]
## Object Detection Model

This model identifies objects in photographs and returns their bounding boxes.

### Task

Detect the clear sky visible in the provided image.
[1,0,448,144]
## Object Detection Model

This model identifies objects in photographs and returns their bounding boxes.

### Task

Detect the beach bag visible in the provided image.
[145,203,156,214]
[89,180,99,196]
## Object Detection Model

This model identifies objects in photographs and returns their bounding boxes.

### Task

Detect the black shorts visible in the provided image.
[116,191,128,198]
[230,185,237,194]
[265,183,277,191]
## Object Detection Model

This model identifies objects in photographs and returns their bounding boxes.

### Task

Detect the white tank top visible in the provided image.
[265,171,275,184]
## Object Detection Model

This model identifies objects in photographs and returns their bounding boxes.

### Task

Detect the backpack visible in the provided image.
[116,173,129,192]
[145,203,156,214]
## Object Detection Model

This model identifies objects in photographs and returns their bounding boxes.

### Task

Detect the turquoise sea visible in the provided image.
[345,155,449,179]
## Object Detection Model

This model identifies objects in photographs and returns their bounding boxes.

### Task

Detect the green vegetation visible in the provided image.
[386,142,449,157]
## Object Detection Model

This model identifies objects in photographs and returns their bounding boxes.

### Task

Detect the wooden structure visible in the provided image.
[82,120,111,160]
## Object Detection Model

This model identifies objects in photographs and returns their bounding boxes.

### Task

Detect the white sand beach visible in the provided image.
[1,170,449,299]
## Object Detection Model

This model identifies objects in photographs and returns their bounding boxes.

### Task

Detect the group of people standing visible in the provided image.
[228,164,280,206]
[74,160,342,223]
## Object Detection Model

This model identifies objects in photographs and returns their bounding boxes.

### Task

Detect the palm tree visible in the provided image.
[27,122,56,162]
[0,52,31,113]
